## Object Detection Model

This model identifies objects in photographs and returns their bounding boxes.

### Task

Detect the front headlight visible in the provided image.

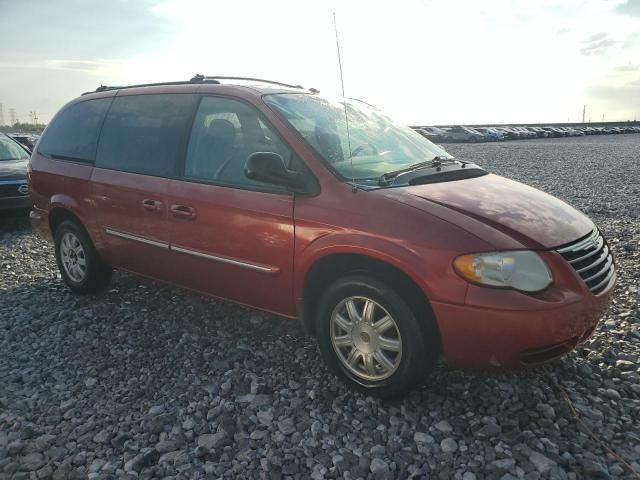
[453,251,552,292]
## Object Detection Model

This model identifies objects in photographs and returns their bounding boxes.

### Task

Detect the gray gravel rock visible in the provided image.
[369,457,390,478]
[529,450,558,473]
[197,432,228,451]
[475,422,502,439]
[583,459,610,479]
[435,420,453,433]
[277,417,296,435]
[1,136,639,478]
[441,437,458,453]
[19,452,45,471]
[413,431,434,444]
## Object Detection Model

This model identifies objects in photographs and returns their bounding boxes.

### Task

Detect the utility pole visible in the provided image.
[602,113,605,122]
[8,108,17,126]
[582,105,586,124]
[0,104,4,126]
[34,112,39,125]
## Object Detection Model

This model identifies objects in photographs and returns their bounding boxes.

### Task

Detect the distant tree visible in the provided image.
[0,122,46,134]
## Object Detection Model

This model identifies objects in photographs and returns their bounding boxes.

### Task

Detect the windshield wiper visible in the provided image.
[378,156,451,186]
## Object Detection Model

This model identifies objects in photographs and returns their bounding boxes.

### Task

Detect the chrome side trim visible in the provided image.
[103,228,276,273]
[104,228,169,249]
[171,244,276,273]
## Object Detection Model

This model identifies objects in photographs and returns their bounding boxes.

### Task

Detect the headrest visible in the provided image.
[207,119,236,144]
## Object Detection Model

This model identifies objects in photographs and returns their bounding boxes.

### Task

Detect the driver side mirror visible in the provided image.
[245,152,312,194]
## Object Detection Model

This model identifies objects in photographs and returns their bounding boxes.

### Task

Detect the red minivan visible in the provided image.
[28,76,615,396]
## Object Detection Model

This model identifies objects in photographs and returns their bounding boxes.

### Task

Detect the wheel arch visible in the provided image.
[47,194,104,250]
[299,252,439,341]
[48,206,88,237]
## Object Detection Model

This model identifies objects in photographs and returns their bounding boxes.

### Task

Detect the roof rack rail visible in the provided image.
[191,75,320,92]
[82,75,318,96]
[83,78,221,96]
[190,74,305,90]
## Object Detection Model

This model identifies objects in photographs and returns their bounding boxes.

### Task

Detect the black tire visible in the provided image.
[54,220,112,293]
[315,275,440,398]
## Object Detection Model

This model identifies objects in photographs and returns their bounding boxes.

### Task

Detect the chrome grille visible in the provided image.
[0,182,25,198]
[557,229,615,295]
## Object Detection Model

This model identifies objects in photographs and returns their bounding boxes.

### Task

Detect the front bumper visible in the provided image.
[432,250,615,369]
[0,195,31,211]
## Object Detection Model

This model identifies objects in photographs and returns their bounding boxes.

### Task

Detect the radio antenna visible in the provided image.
[332,12,356,192]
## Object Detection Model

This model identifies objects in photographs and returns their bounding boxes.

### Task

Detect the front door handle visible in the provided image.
[170,204,196,219]
[142,199,163,212]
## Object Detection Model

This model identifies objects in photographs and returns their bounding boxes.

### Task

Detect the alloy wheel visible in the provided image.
[330,296,402,381]
[60,232,87,283]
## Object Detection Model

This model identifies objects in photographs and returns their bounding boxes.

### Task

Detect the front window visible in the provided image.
[0,136,29,161]
[264,94,451,183]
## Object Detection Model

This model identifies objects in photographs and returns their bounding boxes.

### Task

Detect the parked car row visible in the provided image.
[0,132,31,211]
[414,124,640,143]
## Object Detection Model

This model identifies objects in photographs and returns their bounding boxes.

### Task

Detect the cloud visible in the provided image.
[45,60,121,73]
[616,63,639,71]
[616,0,640,17]
[555,27,570,35]
[584,32,608,42]
[589,83,640,99]
[580,33,620,56]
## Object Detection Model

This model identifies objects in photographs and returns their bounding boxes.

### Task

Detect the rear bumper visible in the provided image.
[431,251,614,369]
[29,207,52,241]
[0,196,31,211]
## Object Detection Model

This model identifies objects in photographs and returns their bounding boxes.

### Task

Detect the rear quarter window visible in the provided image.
[95,94,194,177]
[38,98,112,161]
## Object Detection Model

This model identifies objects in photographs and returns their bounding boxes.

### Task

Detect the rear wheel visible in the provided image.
[316,275,440,397]
[54,220,112,293]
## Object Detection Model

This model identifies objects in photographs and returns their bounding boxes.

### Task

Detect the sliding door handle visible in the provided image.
[170,204,196,219]
[142,199,163,212]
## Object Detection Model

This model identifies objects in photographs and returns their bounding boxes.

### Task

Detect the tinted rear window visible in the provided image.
[38,98,112,161]
[96,94,194,177]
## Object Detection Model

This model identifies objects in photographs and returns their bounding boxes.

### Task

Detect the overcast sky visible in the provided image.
[1,0,639,125]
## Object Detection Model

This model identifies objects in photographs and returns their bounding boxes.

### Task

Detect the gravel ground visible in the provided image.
[1,135,639,480]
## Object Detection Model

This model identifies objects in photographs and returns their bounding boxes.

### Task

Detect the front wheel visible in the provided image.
[316,275,440,397]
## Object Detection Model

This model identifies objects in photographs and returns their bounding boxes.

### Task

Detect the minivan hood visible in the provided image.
[387,173,594,249]
[0,159,28,181]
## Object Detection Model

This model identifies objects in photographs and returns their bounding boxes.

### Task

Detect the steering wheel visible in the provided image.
[351,142,378,157]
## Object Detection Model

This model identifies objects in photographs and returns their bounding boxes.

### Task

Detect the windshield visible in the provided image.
[264,94,452,181]
[0,136,29,161]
